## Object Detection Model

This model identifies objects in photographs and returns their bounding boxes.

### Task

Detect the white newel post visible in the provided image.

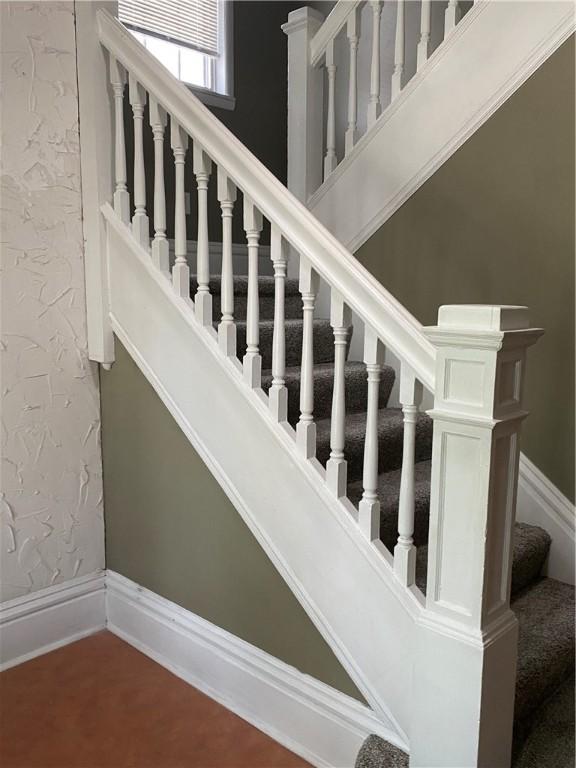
[282,8,324,205]
[411,305,543,768]
[76,0,117,366]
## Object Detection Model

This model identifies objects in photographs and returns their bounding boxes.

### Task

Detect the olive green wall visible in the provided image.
[356,37,575,502]
[101,341,362,701]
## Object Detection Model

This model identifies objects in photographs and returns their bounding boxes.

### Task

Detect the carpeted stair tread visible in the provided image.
[315,408,433,483]
[260,361,395,425]
[212,292,303,323]
[513,671,575,768]
[510,523,551,597]
[354,734,408,768]
[191,274,300,297]
[512,577,575,727]
[414,523,553,599]
[235,318,341,369]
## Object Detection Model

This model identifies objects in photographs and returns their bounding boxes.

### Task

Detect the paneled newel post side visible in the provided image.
[411,305,543,768]
[282,7,324,204]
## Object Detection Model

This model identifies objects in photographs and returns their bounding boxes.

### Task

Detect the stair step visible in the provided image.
[354,734,408,768]
[191,274,300,297]
[513,670,574,768]
[315,408,433,485]
[260,361,396,424]
[415,523,553,599]
[235,318,341,369]
[512,577,575,727]
[211,291,302,323]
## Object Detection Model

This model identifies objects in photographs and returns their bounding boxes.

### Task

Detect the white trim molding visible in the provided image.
[308,1,576,253]
[0,572,106,671]
[517,454,575,585]
[106,570,405,768]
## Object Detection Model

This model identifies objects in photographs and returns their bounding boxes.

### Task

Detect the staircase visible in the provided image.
[78,4,575,766]
[212,272,575,768]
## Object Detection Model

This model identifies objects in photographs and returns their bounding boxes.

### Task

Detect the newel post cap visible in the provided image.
[424,305,544,350]
[282,7,324,36]
[438,304,530,332]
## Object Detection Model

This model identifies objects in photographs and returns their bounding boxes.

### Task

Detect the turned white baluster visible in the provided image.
[269,224,288,422]
[417,0,431,71]
[217,168,237,357]
[296,259,319,458]
[358,327,383,539]
[391,0,405,101]
[148,98,169,273]
[394,363,423,586]
[445,0,460,35]
[128,73,149,247]
[324,39,337,180]
[243,197,263,388]
[170,121,189,298]
[109,57,130,224]
[367,0,383,129]
[326,292,351,497]
[193,144,213,326]
[345,9,360,156]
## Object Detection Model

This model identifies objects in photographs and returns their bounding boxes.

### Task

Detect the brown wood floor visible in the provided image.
[0,631,311,768]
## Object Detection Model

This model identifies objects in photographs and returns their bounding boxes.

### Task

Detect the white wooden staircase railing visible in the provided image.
[81,7,543,766]
[285,1,576,251]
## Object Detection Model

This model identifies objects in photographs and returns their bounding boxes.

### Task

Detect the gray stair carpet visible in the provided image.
[195,276,575,768]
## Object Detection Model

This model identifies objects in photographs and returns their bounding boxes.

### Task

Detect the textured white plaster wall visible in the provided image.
[0,1,105,601]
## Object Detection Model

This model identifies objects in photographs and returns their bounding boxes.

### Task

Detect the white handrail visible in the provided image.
[310,0,363,67]
[97,9,436,390]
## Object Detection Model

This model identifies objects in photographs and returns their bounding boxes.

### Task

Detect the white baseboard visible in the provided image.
[0,572,106,671]
[517,454,575,585]
[106,570,405,768]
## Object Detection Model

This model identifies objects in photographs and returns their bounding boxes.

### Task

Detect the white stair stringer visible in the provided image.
[102,202,417,752]
[307,0,575,253]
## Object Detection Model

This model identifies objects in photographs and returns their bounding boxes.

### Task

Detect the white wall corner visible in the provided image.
[517,454,575,585]
[0,572,106,671]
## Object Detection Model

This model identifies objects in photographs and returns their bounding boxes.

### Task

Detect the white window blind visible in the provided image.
[119,0,220,57]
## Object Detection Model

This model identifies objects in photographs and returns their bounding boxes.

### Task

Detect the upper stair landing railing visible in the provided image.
[90,10,543,766]
[285,0,471,201]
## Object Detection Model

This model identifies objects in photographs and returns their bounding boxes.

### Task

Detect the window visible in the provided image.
[118,0,234,109]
